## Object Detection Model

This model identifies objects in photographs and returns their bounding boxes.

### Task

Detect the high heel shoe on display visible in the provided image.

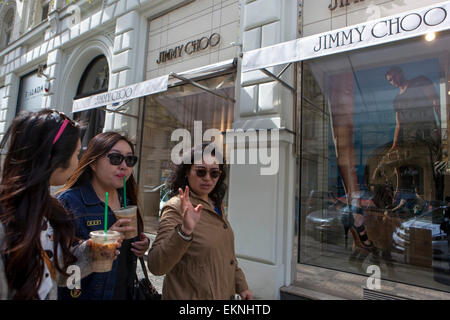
[343,205,376,252]
[350,222,376,252]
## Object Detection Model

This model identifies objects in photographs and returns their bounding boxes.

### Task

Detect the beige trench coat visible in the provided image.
[148,191,249,300]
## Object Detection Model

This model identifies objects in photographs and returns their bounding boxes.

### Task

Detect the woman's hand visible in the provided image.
[239,289,253,300]
[85,237,123,260]
[109,218,136,236]
[179,186,203,235]
[131,233,150,257]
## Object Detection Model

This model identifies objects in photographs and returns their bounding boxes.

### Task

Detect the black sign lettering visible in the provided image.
[95,88,133,105]
[156,33,221,64]
[329,0,363,11]
[312,5,447,54]
[423,7,447,26]
[400,13,422,32]
[210,33,220,47]
[341,29,354,45]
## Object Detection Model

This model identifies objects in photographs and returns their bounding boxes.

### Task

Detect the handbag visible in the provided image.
[133,257,161,300]
[133,215,161,300]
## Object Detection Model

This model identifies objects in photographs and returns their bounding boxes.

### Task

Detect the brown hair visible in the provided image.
[57,132,143,232]
[0,109,80,299]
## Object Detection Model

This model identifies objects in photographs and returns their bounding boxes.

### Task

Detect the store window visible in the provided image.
[138,73,235,230]
[41,0,50,21]
[299,31,450,291]
[73,55,109,152]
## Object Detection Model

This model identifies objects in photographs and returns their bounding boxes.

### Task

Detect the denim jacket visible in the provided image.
[56,182,137,300]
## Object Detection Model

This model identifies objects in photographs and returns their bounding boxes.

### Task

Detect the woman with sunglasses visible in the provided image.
[148,144,253,300]
[0,109,107,299]
[56,132,149,300]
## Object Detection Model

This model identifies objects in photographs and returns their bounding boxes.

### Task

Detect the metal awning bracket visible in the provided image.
[277,63,292,78]
[260,67,296,93]
[102,106,139,119]
[169,72,236,103]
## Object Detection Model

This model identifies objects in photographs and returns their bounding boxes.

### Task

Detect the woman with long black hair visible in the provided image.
[0,109,113,300]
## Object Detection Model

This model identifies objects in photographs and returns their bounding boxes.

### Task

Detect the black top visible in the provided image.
[112,239,135,299]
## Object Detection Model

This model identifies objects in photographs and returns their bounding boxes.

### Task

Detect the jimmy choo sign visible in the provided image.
[156,33,221,64]
[313,6,447,52]
[329,0,364,11]
[72,75,169,112]
[242,2,450,73]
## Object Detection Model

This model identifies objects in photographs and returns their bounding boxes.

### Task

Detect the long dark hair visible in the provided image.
[167,143,227,207]
[57,132,143,232]
[0,109,81,300]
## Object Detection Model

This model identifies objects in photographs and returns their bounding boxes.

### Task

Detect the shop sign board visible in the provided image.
[243,1,450,72]
[18,71,45,113]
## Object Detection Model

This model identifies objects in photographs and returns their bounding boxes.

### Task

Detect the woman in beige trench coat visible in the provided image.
[148,144,253,300]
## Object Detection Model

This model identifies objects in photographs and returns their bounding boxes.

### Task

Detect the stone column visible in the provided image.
[104,10,139,133]
[43,49,62,109]
[228,0,298,299]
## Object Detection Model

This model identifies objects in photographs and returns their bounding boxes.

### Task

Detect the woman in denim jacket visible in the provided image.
[57,132,149,300]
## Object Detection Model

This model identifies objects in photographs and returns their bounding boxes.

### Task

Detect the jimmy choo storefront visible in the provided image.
[137,0,239,225]
[243,0,450,299]
[298,1,450,299]
[72,0,240,230]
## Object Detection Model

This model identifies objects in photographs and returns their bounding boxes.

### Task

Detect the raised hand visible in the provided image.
[179,186,203,235]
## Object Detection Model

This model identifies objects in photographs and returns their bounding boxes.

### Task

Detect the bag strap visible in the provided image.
[136,213,150,282]
[139,257,150,280]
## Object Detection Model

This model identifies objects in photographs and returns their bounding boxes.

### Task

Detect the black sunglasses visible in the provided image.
[194,168,222,179]
[107,153,138,167]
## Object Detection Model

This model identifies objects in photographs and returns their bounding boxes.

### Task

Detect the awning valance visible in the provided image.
[242,1,450,73]
[72,59,236,113]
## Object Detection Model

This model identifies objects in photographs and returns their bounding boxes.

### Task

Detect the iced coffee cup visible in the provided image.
[114,205,138,239]
[89,230,121,273]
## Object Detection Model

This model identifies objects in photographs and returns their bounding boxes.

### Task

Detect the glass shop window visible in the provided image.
[299,30,450,292]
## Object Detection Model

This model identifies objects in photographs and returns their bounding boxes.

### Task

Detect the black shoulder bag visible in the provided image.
[133,256,161,300]
[133,217,161,300]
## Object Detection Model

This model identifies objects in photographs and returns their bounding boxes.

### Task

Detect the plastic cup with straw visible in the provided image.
[89,191,120,273]
[113,176,138,239]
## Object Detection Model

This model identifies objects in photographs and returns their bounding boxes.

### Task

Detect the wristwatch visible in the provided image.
[176,224,193,241]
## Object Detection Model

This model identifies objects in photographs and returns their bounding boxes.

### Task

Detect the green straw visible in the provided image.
[123,176,127,208]
[104,192,108,240]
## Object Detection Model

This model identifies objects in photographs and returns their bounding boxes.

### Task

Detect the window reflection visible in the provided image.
[300,31,450,290]
[138,74,235,230]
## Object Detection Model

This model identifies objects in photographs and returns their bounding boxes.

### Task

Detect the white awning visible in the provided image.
[242,1,450,72]
[72,75,169,113]
[72,59,236,113]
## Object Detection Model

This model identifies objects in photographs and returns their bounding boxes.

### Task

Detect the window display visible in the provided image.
[299,31,450,291]
[138,74,235,230]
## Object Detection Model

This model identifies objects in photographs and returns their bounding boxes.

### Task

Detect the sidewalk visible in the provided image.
[136,215,164,294]
[137,233,165,295]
